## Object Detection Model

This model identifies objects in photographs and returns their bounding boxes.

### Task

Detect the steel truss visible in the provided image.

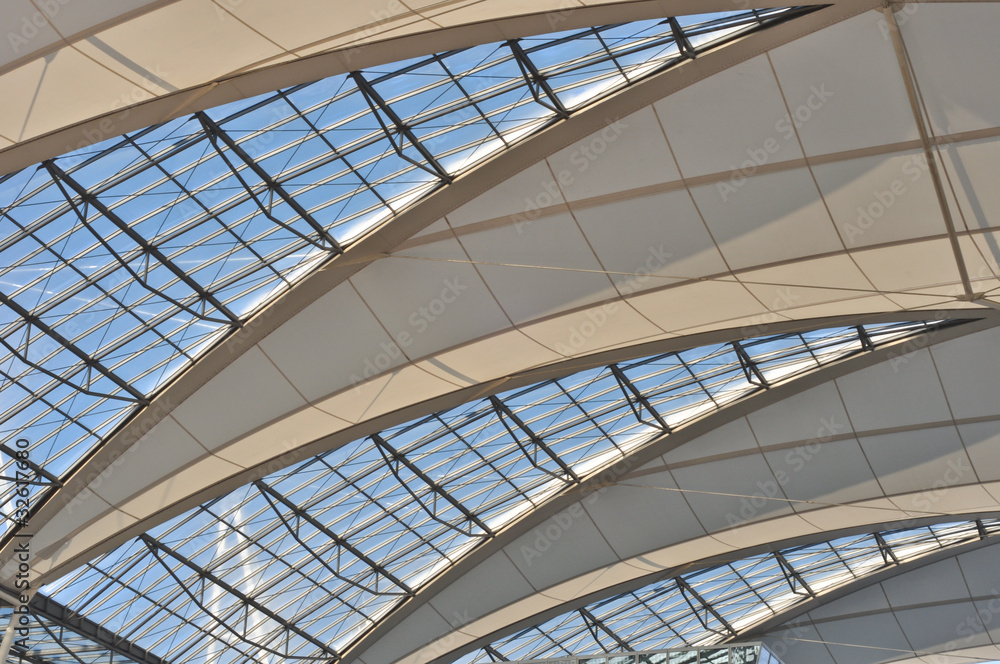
[139,535,339,661]
[579,607,632,652]
[677,578,739,639]
[0,8,930,664]
[479,520,1000,661]
[29,593,169,664]
[0,10,819,580]
[253,479,415,596]
[25,320,958,664]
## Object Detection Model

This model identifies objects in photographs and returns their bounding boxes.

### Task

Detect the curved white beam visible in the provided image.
[762,538,1000,664]
[0,0,821,176]
[0,0,870,580]
[9,0,1000,589]
[336,320,1000,664]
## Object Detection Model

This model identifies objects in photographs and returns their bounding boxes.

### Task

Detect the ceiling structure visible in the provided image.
[2,0,1000,663]
[0,0,823,176]
[469,519,1000,663]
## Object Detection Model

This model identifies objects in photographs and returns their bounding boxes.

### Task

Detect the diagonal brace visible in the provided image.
[43,161,241,327]
[370,433,494,537]
[775,551,815,598]
[350,71,453,183]
[677,577,738,639]
[609,364,671,432]
[490,396,580,483]
[507,39,570,119]
[0,290,147,403]
[196,112,343,253]
[140,534,339,660]
[733,341,769,388]
[253,479,414,595]
[579,607,631,652]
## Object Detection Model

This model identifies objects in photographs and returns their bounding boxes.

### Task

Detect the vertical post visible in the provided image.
[0,611,18,664]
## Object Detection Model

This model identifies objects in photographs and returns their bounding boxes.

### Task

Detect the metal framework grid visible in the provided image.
[462,519,1000,662]
[0,7,816,546]
[15,320,955,664]
[500,641,780,664]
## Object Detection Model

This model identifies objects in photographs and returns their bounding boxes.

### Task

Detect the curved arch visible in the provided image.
[0,0,823,176]
[9,0,1000,595]
[464,518,1000,663]
[337,319,1000,664]
[759,538,1000,664]
[0,1,873,577]
[18,316,1000,664]
[5,5,998,664]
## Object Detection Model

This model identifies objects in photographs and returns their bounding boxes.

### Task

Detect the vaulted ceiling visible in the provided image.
[2,1,1000,663]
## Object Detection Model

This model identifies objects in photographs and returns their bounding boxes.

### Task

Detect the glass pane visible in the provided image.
[730,645,760,664]
[639,653,668,664]
[699,649,729,664]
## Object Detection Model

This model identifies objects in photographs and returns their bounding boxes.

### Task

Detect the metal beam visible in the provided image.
[43,166,233,327]
[609,364,671,432]
[350,71,454,183]
[676,578,738,639]
[774,551,815,598]
[856,325,875,351]
[43,161,241,327]
[196,112,343,253]
[882,4,973,299]
[740,520,1000,638]
[490,396,580,483]
[28,592,171,664]
[370,433,494,538]
[579,607,631,652]
[0,442,61,488]
[484,645,508,662]
[139,534,339,661]
[256,485,409,598]
[668,17,697,59]
[121,134,293,295]
[0,290,147,404]
[253,479,414,595]
[507,39,571,119]
[875,532,900,566]
[733,341,769,388]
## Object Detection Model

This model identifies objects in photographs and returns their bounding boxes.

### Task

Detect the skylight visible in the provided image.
[0,7,816,545]
[28,320,953,664]
[465,520,1000,661]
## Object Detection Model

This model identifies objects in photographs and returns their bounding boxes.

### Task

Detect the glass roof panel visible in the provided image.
[0,7,817,546]
[467,518,1000,662]
[27,319,956,663]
